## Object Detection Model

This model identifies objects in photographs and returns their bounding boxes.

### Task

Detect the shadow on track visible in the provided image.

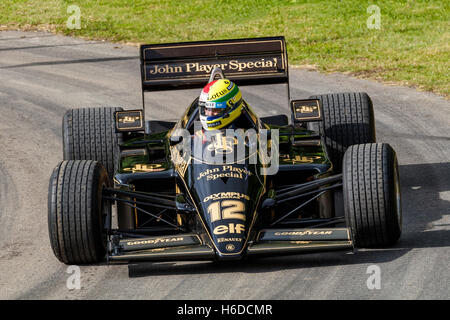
[398,162,450,249]
[127,249,409,278]
[127,162,449,278]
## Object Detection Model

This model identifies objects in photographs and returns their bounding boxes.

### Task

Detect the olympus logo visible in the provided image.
[203,192,250,203]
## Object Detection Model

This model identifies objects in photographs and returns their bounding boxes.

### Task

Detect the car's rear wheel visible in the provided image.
[48,160,110,264]
[308,92,376,172]
[63,107,123,182]
[343,143,402,248]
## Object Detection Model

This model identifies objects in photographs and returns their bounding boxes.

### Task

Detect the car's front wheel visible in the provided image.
[343,143,402,248]
[48,160,110,264]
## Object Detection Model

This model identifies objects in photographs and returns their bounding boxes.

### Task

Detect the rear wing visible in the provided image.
[140,36,288,92]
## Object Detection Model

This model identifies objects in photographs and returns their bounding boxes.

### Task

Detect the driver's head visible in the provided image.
[199,79,243,131]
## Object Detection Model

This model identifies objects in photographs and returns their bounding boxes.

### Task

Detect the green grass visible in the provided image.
[1,0,449,97]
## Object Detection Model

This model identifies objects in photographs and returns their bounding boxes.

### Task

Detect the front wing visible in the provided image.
[107,228,353,263]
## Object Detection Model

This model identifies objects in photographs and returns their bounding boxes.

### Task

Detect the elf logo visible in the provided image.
[213,223,245,235]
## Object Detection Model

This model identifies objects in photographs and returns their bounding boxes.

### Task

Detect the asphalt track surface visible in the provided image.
[0,31,449,300]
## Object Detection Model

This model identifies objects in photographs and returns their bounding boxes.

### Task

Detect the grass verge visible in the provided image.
[1,0,448,97]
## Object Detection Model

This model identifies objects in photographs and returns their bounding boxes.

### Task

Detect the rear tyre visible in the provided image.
[343,143,402,248]
[63,107,123,182]
[48,160,110,264]
[308,92,376,172]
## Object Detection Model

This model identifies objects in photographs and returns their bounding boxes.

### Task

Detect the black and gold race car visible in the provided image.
[48,37,402,264]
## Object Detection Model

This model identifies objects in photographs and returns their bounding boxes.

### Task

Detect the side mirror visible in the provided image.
[261,198,276,209]
[175,194,195,212]
[115,110,144,132]
[169,135,183,146]
[290,99,322,124]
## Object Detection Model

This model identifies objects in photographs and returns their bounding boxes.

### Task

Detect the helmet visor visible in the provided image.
[199,100,228,119]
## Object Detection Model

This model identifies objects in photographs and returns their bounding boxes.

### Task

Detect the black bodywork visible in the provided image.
[104,37,353,263]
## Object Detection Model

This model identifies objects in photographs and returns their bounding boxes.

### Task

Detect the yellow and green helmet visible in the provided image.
[199,79,243,130]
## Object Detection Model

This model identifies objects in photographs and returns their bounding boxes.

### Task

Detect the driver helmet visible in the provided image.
[199,79,243,131]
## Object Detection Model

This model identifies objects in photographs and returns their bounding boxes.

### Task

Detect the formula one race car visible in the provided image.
[48,37,402,264]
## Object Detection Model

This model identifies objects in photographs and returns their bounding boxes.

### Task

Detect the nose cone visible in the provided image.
[176,129,267,259]
[189,162,264,259]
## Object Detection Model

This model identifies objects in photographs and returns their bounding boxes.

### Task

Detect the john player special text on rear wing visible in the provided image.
[139,36,289,91]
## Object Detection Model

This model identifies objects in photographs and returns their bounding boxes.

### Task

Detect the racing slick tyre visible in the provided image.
[343,143,402,248]
[63,107,123,182]
[48,160,110,264]
[308,93,376,173]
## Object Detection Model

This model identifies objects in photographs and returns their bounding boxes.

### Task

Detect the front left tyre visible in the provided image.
[48,160,110,264]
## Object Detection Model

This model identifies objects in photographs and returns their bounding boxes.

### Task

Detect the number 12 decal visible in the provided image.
[207,200,246,223]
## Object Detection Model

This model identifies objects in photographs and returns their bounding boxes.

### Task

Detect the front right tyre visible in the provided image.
[48,160,110,264]
[343,143,402,248]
